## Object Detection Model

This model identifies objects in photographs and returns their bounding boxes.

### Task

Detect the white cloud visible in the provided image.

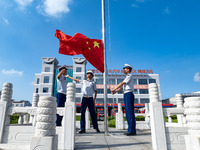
[14,0,33,10]
[2,69,23,76]
[163,6,171,15]
[194,72,200,82]
[37,0,71,18]
[131,4,139,8]
[2,17,9,25]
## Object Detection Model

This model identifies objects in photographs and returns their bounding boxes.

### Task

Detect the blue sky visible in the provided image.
[0,0,200,102]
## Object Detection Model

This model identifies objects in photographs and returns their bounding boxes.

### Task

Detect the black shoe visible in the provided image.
[79,130,86,134]
[95,128,100,133]
[126,133,137,136]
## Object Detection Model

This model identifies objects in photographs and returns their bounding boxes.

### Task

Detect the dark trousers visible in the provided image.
[56,92,66,126]
[80,97,98,131]
[124,92,136,133]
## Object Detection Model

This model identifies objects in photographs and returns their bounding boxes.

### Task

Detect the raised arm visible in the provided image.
[57,69,66,79]
[65,75,80,83]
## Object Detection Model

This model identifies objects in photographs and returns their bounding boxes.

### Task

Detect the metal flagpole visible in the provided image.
[102,0,108,135]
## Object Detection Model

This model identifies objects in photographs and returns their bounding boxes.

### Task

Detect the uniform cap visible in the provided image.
[58,65,67,71]
[87,70,94,76]
[123,64,132,69]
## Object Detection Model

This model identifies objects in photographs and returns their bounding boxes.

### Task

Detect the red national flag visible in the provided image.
[55,29,104,73]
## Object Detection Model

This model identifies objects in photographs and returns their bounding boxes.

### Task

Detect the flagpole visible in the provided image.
[102,0,108,135]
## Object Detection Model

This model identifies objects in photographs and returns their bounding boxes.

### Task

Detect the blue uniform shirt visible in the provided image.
[81,80,97,97]
[123,74,134,92]
[57,76,67,94]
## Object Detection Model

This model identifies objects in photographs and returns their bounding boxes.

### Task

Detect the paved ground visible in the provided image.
[75,121,152,150]
[0,121,152,150]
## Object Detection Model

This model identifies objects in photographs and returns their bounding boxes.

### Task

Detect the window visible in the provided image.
[117,79,124,84]
[107,89,111,94]
[97,89,104,94]
[36,88,39,93]
[108,98,116,103]
[76,97,81,103]
[140,98,149,104]
[76,88,81,93]
[138,79,147,85]
[135,99,139,104]
[133,89,138,94]
[76,77,81,83]
[109,79,115,85]
[96,79,103,84]
[96,98,104,103]
[43,87,48,93]
[133,79,137,85]
[149,79,156,84]
[117,90,123,94]
[76,67,82,72]
[139,89,149,94]
[37,78,40,84]
[44,76,49,83]
[45,67,50,72]
[118,98,124,104]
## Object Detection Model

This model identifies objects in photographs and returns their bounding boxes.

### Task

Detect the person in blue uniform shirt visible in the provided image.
[66,70,100,133]
[111,64,136,136]
[56,65,68,126]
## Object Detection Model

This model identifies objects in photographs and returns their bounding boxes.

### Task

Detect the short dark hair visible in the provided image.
[124,67,132,73]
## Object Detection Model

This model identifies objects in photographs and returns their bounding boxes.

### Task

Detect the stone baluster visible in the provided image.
[145,103,150,122]
[175,94,186,125]
[149,83,167,150]
[30,96,58,150]
[86,108,90,129]
[18,114,24,124]
[30,94,39,125]
[184,97,200,150]
[23,114,29,124]
[168,115,172,123]
[0,83,13,142]
[116,103,124,130]
[63,82,76,150]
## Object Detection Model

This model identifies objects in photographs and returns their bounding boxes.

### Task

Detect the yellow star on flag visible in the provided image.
[93,41,100,48]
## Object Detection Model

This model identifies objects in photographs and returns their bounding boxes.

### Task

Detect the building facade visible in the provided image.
[33,57,161,104]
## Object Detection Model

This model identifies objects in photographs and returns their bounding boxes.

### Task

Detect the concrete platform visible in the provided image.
[75,121,152,150]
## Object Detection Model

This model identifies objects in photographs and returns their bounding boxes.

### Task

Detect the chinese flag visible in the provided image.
[55,29,104,73]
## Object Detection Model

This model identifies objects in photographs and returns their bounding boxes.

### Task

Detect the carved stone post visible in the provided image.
[0,83,13,143]
[149,83,167,150]
[184,97,200,150]
[30,96,58,150]
[116,103,124,130]
[63,83,76,150]
[30,94,39,125]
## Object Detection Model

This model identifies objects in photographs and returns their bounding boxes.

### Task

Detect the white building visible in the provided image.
[33,57,161,105]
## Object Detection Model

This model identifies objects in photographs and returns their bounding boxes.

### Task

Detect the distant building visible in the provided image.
[12,100,32,107]
[162,92,200,106]
[33,57,161,105]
